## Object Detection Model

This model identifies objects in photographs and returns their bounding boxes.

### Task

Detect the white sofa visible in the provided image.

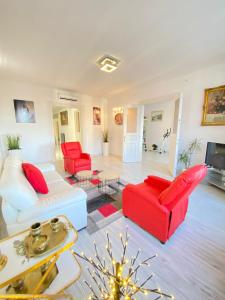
[0,156,87,235]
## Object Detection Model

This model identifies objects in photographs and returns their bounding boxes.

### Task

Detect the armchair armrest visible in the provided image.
[81,153,91,160]
[144,176,171,191]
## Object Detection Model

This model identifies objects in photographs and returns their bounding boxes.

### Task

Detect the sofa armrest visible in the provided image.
[35,163,55,173]
[81,153,91,160]
[144,176,171,191]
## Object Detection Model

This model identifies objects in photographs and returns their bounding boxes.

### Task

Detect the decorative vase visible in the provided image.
[8,149,22,159]
[103,142,109,156]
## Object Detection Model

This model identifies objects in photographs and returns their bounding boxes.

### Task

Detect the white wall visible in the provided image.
[0,79,107,171]
[108,62,225,165]
[0,79,55,167]
[80,95,106,156]
[144,100,175,152]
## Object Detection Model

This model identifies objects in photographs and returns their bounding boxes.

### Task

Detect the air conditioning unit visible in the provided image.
[56,91,78,103]
[59,95,78,102]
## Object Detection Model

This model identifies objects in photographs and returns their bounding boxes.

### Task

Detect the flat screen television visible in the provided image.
[205,142,225,170]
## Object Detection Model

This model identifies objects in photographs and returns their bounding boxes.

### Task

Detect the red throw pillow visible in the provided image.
[22,163,49,194]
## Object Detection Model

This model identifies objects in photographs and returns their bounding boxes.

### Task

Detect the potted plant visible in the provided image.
[6,135,21,158]
[102,130,109,156]
[178,138,201,170]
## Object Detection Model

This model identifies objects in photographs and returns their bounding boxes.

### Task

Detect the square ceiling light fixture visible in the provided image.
[96,55,120,73]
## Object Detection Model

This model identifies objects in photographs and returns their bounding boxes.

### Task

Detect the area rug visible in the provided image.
[65,171,127,234]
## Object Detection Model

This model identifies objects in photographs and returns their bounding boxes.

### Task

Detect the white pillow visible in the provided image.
[0,157,38,211]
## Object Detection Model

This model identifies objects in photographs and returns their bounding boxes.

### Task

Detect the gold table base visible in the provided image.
[6,263,58,295]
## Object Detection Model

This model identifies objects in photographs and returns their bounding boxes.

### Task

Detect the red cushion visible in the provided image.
[22,163,49,194]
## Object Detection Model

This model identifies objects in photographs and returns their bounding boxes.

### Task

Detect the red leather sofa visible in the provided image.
[61,142,91,175]
[122,164,207,243]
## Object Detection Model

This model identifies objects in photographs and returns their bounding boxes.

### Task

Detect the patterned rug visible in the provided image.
[65,170,126,234]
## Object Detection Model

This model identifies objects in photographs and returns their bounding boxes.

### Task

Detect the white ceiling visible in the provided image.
[0,0,225,99]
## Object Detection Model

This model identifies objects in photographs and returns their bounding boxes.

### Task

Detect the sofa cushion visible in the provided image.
[42,170,63,185]
[17,181,86,222]
[22,163,49,194]
[0,158,38,211]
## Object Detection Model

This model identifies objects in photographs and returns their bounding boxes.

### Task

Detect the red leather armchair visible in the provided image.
[61,142,91,175]
[122,164,207,243]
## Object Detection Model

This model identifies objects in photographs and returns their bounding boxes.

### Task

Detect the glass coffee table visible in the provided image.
[76,170,94,188]
[97,171,120,195]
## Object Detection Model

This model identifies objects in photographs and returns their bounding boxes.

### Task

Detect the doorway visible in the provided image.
[52,105,81,161]
[141,96,182,176]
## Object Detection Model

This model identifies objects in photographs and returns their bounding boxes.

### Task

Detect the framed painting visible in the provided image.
[14,99,36,123]
[114,112,123,125]
[201,85,225,126]
[60,111,68,126]
[93,107,101,125]
[151,110,163,122]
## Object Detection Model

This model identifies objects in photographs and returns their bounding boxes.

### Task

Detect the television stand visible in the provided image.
[207,168,225,191]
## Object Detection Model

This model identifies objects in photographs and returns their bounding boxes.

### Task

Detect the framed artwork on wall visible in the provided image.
[114,112,123,125]
[93,107,101,125]
[151,110,163,121]
[60,111,68,126]
[201,85,225,126]
[14,99,36,123]
[113,107,124,125]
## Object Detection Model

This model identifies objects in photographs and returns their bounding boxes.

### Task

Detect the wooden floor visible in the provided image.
[56,156,225,300]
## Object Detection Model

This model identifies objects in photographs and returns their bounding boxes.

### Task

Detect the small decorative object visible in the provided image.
[7,135,20,150]
[6,135,21,158]
[31,222,42,237]
[151,110,163,121]
[60,110,68,125]
[102,130,109,156]
[0,251,8,271]
[152,144,158,151]
[14,99,36,123]
[24,219,68,257]
[10,279,26,293]
[50,217,61,232]
[29,223,49,254]
[72,230,174,300]
[13,240,26,256]
[178,138,202,170]
[201,85,225,126]
[113,107,124,125]
[93,107,101,125]
[159,128,172,154]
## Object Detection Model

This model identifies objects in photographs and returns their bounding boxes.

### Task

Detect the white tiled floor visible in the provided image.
[55,154,172,184]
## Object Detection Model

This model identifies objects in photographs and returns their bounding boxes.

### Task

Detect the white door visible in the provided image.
[123,105,144,162]
[168,95,183,176]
